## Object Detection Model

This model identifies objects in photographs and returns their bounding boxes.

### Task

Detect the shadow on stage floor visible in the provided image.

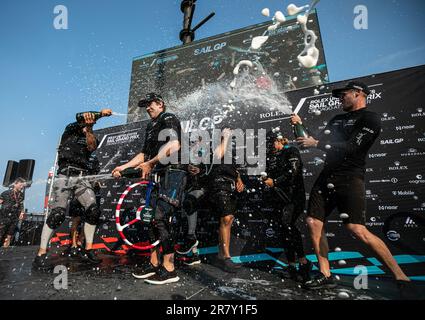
[0,246,424,300]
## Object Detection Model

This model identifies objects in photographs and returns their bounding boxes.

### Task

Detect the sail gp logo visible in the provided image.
[99,130,140,148]
[380,138,404,145]
[194,42,227,55]
[157,128,267,175]
[307,97,341,113]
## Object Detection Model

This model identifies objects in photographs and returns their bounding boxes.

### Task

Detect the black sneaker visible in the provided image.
[176,237,199,255]
[282,265,301,281]
[62,246,82,258]
[184,252,201,266]
[70,246,83,257]
[397,280,421,300]
[78,249,102,264]
[32,254,52,271]
[62,246,72,256]
[219,258,241,273]
[303,273,338,290]
[298,260,313,283]
[144,266,180,285]
[132,263,159,279]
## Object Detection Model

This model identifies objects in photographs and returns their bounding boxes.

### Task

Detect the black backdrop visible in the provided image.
[54,65,425,277]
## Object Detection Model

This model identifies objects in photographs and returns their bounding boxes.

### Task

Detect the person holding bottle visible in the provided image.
[290,81,411,293]
[33,108,112,270]
[263,129,311,283]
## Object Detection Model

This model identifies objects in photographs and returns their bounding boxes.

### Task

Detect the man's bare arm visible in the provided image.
[147,140,180,166]
[112,153,145,175]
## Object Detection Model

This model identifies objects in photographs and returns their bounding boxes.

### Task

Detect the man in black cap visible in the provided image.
[290,81,410,289]
[112,93,187,285]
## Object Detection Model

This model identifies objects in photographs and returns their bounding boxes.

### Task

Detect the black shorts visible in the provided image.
[69,199,85,218]
[154,168,188,218]
[307,173,366,225]
[207,177,237,217]
[0,218,18,237]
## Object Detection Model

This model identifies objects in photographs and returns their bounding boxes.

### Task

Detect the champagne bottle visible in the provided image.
[76,111,102,123]
[120,167,142,178]
[292,122,309,138]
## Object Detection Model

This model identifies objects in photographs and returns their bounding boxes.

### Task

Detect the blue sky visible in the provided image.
[1,0,425,212]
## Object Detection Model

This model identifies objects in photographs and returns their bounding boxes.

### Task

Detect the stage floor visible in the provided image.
[0,246,424,300]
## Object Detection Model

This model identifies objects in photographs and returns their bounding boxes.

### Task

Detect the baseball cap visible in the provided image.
[138,92,164,108]
[332,81,371,98]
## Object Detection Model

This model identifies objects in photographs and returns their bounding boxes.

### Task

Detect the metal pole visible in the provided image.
[180,0,196,44]
[179,0,215,44]
[44,140,60,221]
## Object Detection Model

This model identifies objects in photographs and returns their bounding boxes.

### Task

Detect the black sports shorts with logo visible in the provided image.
[207,176,238,217]
[307,173,366,225]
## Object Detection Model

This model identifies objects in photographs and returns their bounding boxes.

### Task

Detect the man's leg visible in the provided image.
[154,211,175,271]
[281,204,299,265]
[83,222,96,250]
[0,223,6,246]
[78,223,85,247]
[306,216,331,277]
[157,170,187,271]
[38,174,70,256]
[150,246,160,267]
[72,179,104,264]
[75,180,99,252]
[290,202,309,265]
[281,222,297,264]
[1,220,14,248]
[132,241,160,279]
[4,234,12,247]
[288,206,312,282]
[38,207,67,255]
[143,170,187,284]
[181,187,204,249]
[187,211,198,240]
[176,210,199,255]
[346,224,409,281]
[163,253,175,272]
[218,214,234,259]
[70,217,81,248]
[142,204,179,283]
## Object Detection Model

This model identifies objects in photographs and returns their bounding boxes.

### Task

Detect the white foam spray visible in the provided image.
[287,4,309,16]
[296,0,321,68]
[251,36,269,50]
[171,63,292,130]
[261,8,270,17]
[274,11,286,23]
[112,112,127,117]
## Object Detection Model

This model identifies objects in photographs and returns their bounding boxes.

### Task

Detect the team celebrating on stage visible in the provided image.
[30,81,412,290]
